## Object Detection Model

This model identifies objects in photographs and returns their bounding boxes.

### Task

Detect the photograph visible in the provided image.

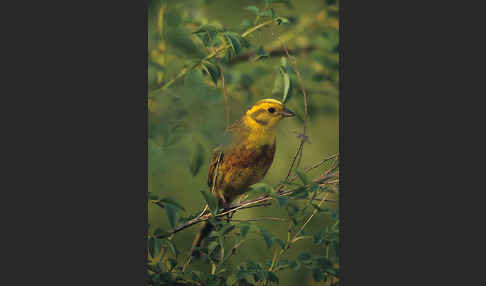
[147,0,340,285]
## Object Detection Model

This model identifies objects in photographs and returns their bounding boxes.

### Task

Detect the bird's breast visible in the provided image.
[219,139,276,201]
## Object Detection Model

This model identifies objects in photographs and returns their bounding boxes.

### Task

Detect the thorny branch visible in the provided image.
[154,154,339,238]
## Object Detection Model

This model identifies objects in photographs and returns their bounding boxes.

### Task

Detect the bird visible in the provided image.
[190,98,295,257]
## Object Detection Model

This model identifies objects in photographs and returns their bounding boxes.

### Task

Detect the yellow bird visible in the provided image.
[191,98,295,257]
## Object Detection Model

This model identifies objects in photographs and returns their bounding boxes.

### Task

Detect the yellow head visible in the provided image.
[243,98,295,131]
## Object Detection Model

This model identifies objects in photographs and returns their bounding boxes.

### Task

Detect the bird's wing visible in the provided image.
[208,146,224,191]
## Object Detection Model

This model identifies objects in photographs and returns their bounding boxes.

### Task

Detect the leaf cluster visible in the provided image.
[148,154,339,286]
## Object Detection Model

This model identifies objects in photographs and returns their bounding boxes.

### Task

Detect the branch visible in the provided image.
[231,217,286,222]
[292,191,331,241]
[161,155,339,237]
[150,19,276,96]
[228,46,316,65]
[271,29,310,183]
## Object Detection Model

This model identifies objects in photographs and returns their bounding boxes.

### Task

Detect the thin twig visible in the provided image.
[165,154,338,236]
[271,30,310,183]
[228,46,316,65]
[292,191,331,241]
[197,204,209,218]
[284,142,304,183]
[231,217,286,222]
[151,19,275,95]
[165,168,338,236]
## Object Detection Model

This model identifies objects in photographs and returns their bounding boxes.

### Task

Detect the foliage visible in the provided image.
[148,155,339,285]
[148,0,339,285]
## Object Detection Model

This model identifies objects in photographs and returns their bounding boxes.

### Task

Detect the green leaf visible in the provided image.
[312,267,324,282]
[259,227,274,248]
[245,6,260,15]
[193,24,222,34]
[148,192,159,200]
[226,274,238,285]
[250,182,273,195]
[240,37,250,48]
[295,170,308,185]
[190,271,202,282]
[247,260,261,270]
[167,258,177,271]
[266,271,279,284]
[275,17,290,25]
[153,200,165,209]
[259,9,273,17]
[195,32,217,47]
[221,224,236,236]
[201,190,219,214]
[330,209,338,220]
[148,237,156,258]
[201,61,221,86]
[236,269,251,280]
[189,142,205,176]
[253,46,269,61]
[274,238,286,250]
[159,197,185,211]
[153,239,162,258]
[167,29,205,58]
[163,239,179,257]
[277,259,290,268]
[297,252,312,265]
[308,183,320,193]
[164,203,179,229]
[240,223,250,238]
[193,24,223,48]
[272,66,291,104]
[332,239,339,258]
[313,230,324,245]
[290,260,301,270]
[253,270,264,282]
[257,46,268,57]
[272,68,284,96]
[240,19,252,30]
[153,228,170,239]
[281,69,291,104]
[208,240,219,255]
[289,186,308,199]
[225,32,242,56]
[315,256,333,270]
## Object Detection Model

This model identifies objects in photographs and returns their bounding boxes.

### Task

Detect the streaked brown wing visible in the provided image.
[207,146,224,190]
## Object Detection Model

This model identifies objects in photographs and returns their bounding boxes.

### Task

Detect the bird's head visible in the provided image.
[243,98,295,131]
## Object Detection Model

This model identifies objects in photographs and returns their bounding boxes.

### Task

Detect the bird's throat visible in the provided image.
[242,115,277,148]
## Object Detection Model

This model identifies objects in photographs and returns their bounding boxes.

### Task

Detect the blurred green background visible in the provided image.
[148,0,339,284]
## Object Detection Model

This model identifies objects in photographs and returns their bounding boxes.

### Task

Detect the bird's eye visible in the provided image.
[268,107,275,113]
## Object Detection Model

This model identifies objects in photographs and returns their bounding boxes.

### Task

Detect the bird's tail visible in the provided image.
[190,221,214,258]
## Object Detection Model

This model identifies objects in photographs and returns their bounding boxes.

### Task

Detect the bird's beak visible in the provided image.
[279,107,296,117]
